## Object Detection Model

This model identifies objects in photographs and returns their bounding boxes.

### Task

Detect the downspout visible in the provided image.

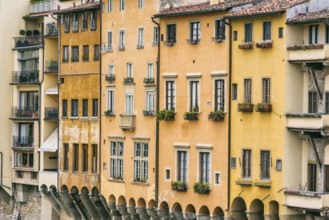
[0,152,11,190]
[57,14,61,194]
[98,5,102,194]
[151,16,160,208]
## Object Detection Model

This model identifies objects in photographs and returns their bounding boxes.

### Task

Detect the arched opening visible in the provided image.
[137,198,146,207]
[148,199,155,208]
[127,198,137,215]
[91,187,99,195]
[118,196,127,205]
[147,199,157,217]
[199,206,210,219]
[213,207,224,220]
[70,186,79,195]
[158,201,170,217]
[230,197,247,220]
[172,203,184,220]
[60,185,68,193]
[108,195,116,210]
[137,198,148,217]
[249,199,264,220]
[81,187,89,195]
[269,201,279,220]
[117,196,129,217]
[185,204,196,220]
[40,184,48,193]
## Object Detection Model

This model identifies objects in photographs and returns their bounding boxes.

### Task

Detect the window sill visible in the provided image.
[108,178,125,183]
[62,116,68,119]
[254,180,271,188]
[90,116,99,120]
[81,117,89,120]
[235,179,253,186]
[131,181,150,186]
[70,117,79,120]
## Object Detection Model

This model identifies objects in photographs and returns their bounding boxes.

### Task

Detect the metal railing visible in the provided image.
[12,106,39,119]
[30,0,58,14]
[14,37,42,48]
[45,22,58,37]
[45,107,58,120]
[12,70,39,83]
[13,136,33,148]
[45,60,58,73]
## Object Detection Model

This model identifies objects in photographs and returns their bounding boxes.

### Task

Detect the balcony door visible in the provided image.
[19,123,33,146]
[308,163,317,191]
[20,91,38,110]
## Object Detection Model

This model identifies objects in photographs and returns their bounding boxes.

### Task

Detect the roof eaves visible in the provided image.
[154,8,229,18]
[226,11,284,19]
[287,18,329,24]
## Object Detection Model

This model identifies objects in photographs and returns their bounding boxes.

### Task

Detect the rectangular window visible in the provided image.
[177,151,187,183]
[94,45,100,61]
[83,45,89,61]
[308,91,318,113]
[73,144,79,171]
[107,31,113,51]
[63,46,69,62]
[92,144,97,173]
[190,21,201,42]
[82,12,88,31]
[82,99,88,117]
[71,99,78,117]
[263,21,271,40]
[233,31,238,41]
[138,0,144,8]
[64,15,70,33]
[82,144,88,172]
[137,27,144,47]
[244,23,253,43]
[119,0,125,11]
[278,27,284,38]
[146,90,155,112]
[231,157,236,169]
[260,150,270,179]
[72,14,79,32]
[189,81,200,112]
[165,81,175,110]
[19,91,38,111]
[63,143,69,171]
[127,63,133,78]
[110,141,124,180]
[90,11,97,30]
[326,25,329,44]
[262,78,270,103]
[215,172,221,185]
[232,84,237,100]
[308,163,317,191]
[125,94,134,115]
[326,92,329,113]
[92,99,98,117]
[215,79,225,111]
[119,30,125,49]
[62,99,68,117]
[109,65,114,76]
[134,142,149,181]
[17,123,33,147]
[167,24,176,43]
[14,152,33,168]
[309,25,318,44]
[71,46,79,62]
[215,19,225,40]
[199,152,210,183]
[244,79,252,103]
[147,63,154,78]
[153,27,159,45]
[242,149,251,178]
[108,0,113,12]
[108,89,115,113]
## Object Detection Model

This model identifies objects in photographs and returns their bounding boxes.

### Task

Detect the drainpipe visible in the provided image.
[0,152,11,190]
[57,14,61,194]
[151,16,160,208]
[98,5,102,194]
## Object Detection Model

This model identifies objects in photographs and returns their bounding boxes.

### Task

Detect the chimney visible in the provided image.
[210,0,224,5]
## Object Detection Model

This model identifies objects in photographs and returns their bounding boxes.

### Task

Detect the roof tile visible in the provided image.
[287,8,329,23]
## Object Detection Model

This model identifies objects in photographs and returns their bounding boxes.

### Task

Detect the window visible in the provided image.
[71,99,78,117]
[244,79,252,103]
[244,23,253,43]
[62,99,68,117]
[189,81,200,112]
[165,81,175,110]
[308,163,317,191]
[92,99,98,117]
[137,27,144,48]
[309,25,318,44]
[147,63,154,78]
[326,25,329,44]
[119,0,125,11]
[108,0,113,12]
[119,30,125,49]
[71,46,79,62]
[167,24,176,43]
[107,31,113,51]
[127,63,133,78]
[63,143,69,171]
[82,45,89,61]
[92,144,97,173]
[215,19,225,40]
[82,12,88,31]
[326,92,329,113]
[214,172,221,185]
[232,84,237,100]
[231,157,236,169]
[64,15,70,33]
[14,152,33,168]
[308,91,318,113]
[73,144,79,171]
[215,80,225,111]
[177,151,187,183]
[278,27,284,38]
[19,91,39,112]
[63,46,69,62]
[262,78,270,103]
[138,0,144,8]
[107,89,115,113]
[276,159,282,171]
[153,27,159,45]
[82,99,88,117]
[134,142,149,182]
[16,123,33,147]
[263,21,271,40]
[125,94,134,115]
[242,149,251,178]
[146,90,155,112]
[190,21,201,42]
[94,45,100,61]
[109,65,114,76]
[233,31,238,41]
[260,150,270,179]
[72,14,79,32]
[199,152,210,183]
[90,11,97,30]
[110,141,124,180]
[82,144,88,172]
[165,169,170,180]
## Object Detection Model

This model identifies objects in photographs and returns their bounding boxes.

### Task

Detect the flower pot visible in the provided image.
[237,103,253,112]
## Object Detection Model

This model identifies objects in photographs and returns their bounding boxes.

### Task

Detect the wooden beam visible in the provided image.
[308,67,323,100]
[309,137,322,168]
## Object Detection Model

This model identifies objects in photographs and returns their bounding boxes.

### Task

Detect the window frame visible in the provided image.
[110,141,124,180]
[309,25,319,45]
[73,144,79,172]
[82,11,88,31]
[63,143,69,171]
[92,99,98,117]
[198,151,211,183]
[92,144,98,173]
[82,45,89,62]
[244,79,252,103]
[133,142,149,182]
[308,91,318,113]
[260,150,270,179]
[71,99,79,117]
[145,90,155,112]
[107,89,115,113]
[82,99,88,117]
[167,24,177,43]
[63,46,69,62]
[176,150,188,184]
[165,80,176,110]
[119,0,125,11]
[94,44,100,61]
[190,21,201,42]
[137,27,145,48]
[262,78,270,103]
[72,13,79,33]
[189,80,200,112]
[90,11,97,31]
[242,149,251,178]
[214,79,225,111]
[71,46,79,62]
[62,99,68,117]
[125,94,134,115]
[215,19,225,40]
[138,0,144,8]
[82,144,88,172]
[263,21,271,41]
[244,23,253,43]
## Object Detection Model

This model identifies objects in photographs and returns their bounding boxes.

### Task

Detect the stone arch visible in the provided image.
[129,198,136,207]
[185,204,196,220]
[199,205,210,219]
[60,185,68,193]
[148,199,155,208]
[40,184,48,193]
[127,198,137,215]
[158,201,170,217]
[269,201,279,220]
[159,201,169,209]
[91,187,99,195]
[230,197,247,220]
[173,203,182,212]
[118,196,127,205]
[213,206,224,219]
[172,203,184,220]
[249,199,264,220]
[109,195,116,203]
[70,186,79,195]
[137,198,146,207]
[81,187,89,195]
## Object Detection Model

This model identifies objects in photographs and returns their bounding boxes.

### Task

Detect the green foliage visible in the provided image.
[157,109,175,120]
[193,182,210,194]
[19,29,26,36]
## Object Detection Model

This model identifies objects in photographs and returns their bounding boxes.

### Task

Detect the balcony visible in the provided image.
[285,190,329,211]
[45,22,58,37]
[12,106,39,119]
[119,114,136,131]
[14,37,42,49]
[287,44,329,62]
[12,71,39,84]
[286,113,329,130]
[30,0,58,14]
[13,136,33,148]
[44,107,58,120]
[45,60,58,73]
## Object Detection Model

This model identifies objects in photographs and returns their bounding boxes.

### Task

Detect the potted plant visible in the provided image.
[26,30,32,36]
[105,74,115,83]
[255,103,272,112]
[19,29,26,36]
[143,77,155,83]
[208,109,225,121]
[157,109,175,121]
[184,106,199,120]
[33,29,40,36]
[256,40,273,48]
[238,42,253,49]
[193,182,211,194]
[124,77,134,84]
[104,109,114,116]
[237,103,254,112]
[172,181,188,192]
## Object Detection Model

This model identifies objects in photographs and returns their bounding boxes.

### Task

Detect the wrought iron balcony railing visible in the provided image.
[12,71,39,84]
[12,106,39,119]
[45,107,58,120]
[14,37,42,48]
[13,136,33,148]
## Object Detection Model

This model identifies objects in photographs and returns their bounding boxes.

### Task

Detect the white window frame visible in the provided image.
[119,29,125,49]
[164,79,176,110]
[107,31,113,51]
[137,27,144,47]
[145,90,155,112]
[153,26,159,45]
[187,78,200,112]
[72,14,79,32]
[147,63,154,78]
[125,94,134,115]
[211,74,226,112]
[133,142,149,182]
[214,171,221,186]
[109,141,124,180]
[176,150,189,184]
[109,65,114,76]
[107,89,115,113]
[119,0,125,11]
[197,149,211,184]
[165,168,171,181]
[127,63,133,78]
[108,0,113,12]
[138,0,144,8]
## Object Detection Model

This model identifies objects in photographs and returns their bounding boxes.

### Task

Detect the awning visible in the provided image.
[45,85,58,95]
[39,128,58,152]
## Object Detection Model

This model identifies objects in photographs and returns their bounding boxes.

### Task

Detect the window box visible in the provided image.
[254,180,271,188]
[105,74,115,83]
[256,40,273,48]
[164,41,175,46]
[104,110,115,117]
[235,179,253,186]
[238,42,253,49]
[255,103,272,112]
[172,181,188,192]
[157,109,175,121]
[187,39,200,45]
[237,103,253,112]
[136,44,144,49]
[184,112,199,120]
[133,178,147,183]
[143,110,155,116]
[193,182,210,194]
[287,44,324,50]
[124,77,134,84]
[208,110,224,121]
[213,37,224,43]
[144,77,155,84]
[118,45,125,51]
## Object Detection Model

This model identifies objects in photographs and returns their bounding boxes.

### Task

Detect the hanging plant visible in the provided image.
[33,29,40,36]
[26,30,32,36]
[19,29,26,36]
